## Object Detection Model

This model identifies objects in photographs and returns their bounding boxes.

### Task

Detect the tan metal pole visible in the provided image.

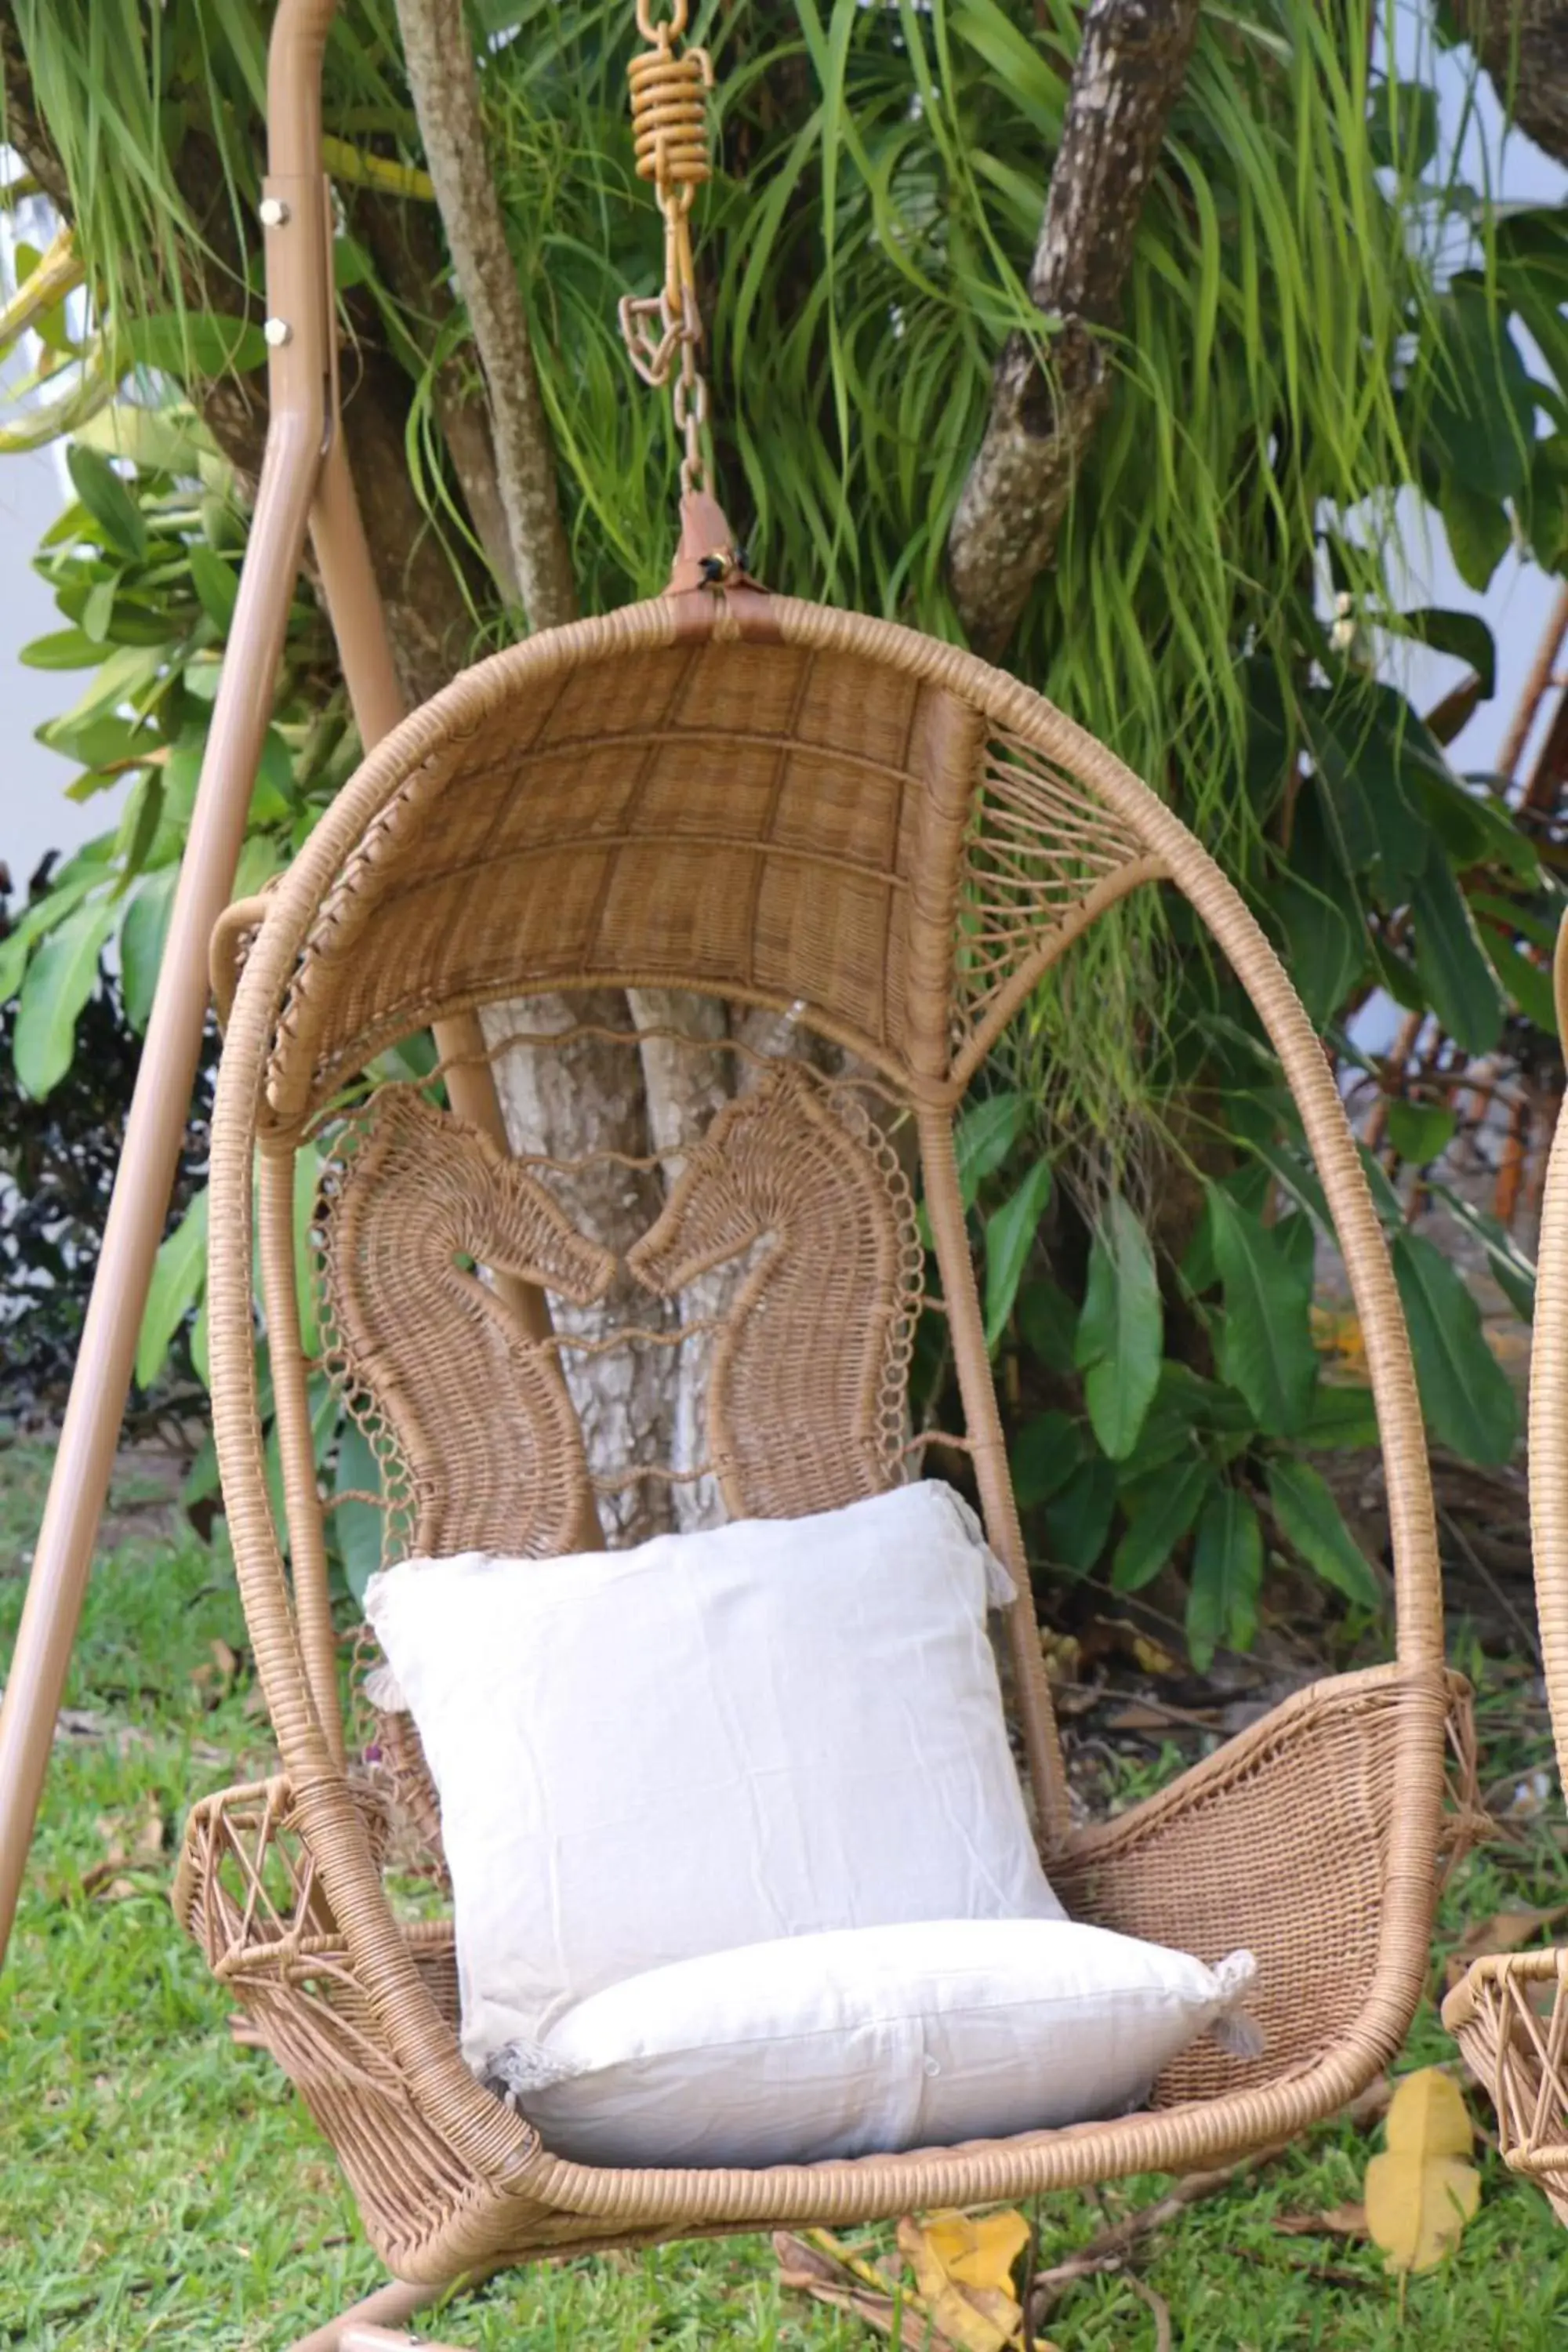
[0,0,340,1964]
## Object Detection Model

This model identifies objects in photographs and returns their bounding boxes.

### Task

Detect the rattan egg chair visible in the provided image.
[172,540,1458,2290]
[1444,917,1568,2221]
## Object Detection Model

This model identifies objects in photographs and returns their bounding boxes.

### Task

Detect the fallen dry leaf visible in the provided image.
[897,2209,1031,2352]
[1364,2068,1481,2275]
[1272,2202,1367,2238]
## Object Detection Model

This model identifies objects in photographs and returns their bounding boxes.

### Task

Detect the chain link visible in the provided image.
[618,0,713,496]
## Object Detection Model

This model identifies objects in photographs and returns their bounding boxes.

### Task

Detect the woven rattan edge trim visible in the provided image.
[283,973,931,1130]
[1443,1944,1568,2032]
[1528,985,1568,1797]
[1060,1660,1442,1864]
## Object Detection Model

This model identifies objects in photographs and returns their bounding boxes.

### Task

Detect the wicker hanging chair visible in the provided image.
[173,545,1460,2288]
[1444,919,1568,2220]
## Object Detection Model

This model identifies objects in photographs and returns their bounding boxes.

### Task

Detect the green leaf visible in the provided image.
[1392,608,1495,700]
[1422,288,1534,501]
[20,626,107,670]
[1385,1098,1457,1164]
[982,1158,1053,1348]
[1439,475,1512,593]
[1301,1383,1381,1450]
[49,641,165,733]
[1425,1181,1537,1319]
[1073,1194,1163,1460]
[1186,1485,1264,1671]
[119,866,179,1033]
[66,442,148,562]
[12,896,117,1096]
[136,1188,209,1389]
[1016,1276,1078,1376]
[1303,687,1420,895]
[294,1143,322,1359]
[187,540,239,632]
[0,871,99,1001]
[1410,837,1505,1056]
[81,572,119,645]
[1041,1457,1118,1577]
[1485,933,1557,1033]
[334,1419,385,1606]
[1112,1461,1214,1594]
[1207,1186,1319,1437]
[1392,1231,1519,1464]
[1266,1457,1383,1609]
[122,311,269,379]
[1367,81,1438,176]
[1010,1410,1083,1509]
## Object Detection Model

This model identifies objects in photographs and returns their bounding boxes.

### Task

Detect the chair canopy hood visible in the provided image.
[223,596,1167,1123]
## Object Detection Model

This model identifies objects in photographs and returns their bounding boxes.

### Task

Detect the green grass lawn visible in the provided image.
[5,1436,1568,2349]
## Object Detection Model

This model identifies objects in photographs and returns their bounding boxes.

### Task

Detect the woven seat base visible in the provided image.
[177,1662,1455,2281]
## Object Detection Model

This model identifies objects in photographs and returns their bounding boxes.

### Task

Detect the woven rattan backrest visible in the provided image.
[314,1039,925,1561]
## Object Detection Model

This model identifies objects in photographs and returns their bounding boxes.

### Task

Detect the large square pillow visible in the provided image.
[364,1481,1063,2063]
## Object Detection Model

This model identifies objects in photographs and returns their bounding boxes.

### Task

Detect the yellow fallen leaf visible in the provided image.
[897,2210,1029,2352]
[1364,2068,1481,2274]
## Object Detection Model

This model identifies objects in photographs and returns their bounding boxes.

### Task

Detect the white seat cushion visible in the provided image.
[365,1481,1063,2061]
[481,1920,1261,2169]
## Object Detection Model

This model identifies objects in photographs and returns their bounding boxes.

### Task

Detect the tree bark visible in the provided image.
[390,0,577,632]
[946,0,1202,658]
[1467,1,1568,166]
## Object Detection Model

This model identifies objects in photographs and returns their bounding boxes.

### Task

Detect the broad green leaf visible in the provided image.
[1207,1186,1319,1436]
[1266,1457,1383,1608]
[66,442,147,562]
[1439,474,1512,593]
[1302,1383,1381,1450]
[983,1158,1053,1348]
[1390,607,1495,701]
[1485,933,1557,1033]
[1422,287,1534,500]
[1385,1098,1457,1164]
[1010,1410,1083,1509]
[1410,838,1504,1055]
[1303,687,1420,896]
[1392,1231,1519,1464]
[12,896,117,1096]
[119,866,180,1033]
[1113,1461,1214,1593]
[0,870,99,1001]
[1016,1276,1078,1376]
[1187,1484,1263,1671]
[334,1418,385,1606]
[1042,1457,1117,1577]
[1074,1194,1163,1460]
[19,626,106,670]
[1367,80,1438,176]
[136,1188,209,1389]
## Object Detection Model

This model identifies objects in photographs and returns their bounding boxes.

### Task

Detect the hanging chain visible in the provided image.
[619,0,715,497]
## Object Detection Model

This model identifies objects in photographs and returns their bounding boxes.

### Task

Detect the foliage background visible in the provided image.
[2,0,1566,1663]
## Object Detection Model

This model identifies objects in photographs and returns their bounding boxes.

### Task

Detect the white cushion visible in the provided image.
[364,1481,1064,2063]
[480,1921,1261,2169]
